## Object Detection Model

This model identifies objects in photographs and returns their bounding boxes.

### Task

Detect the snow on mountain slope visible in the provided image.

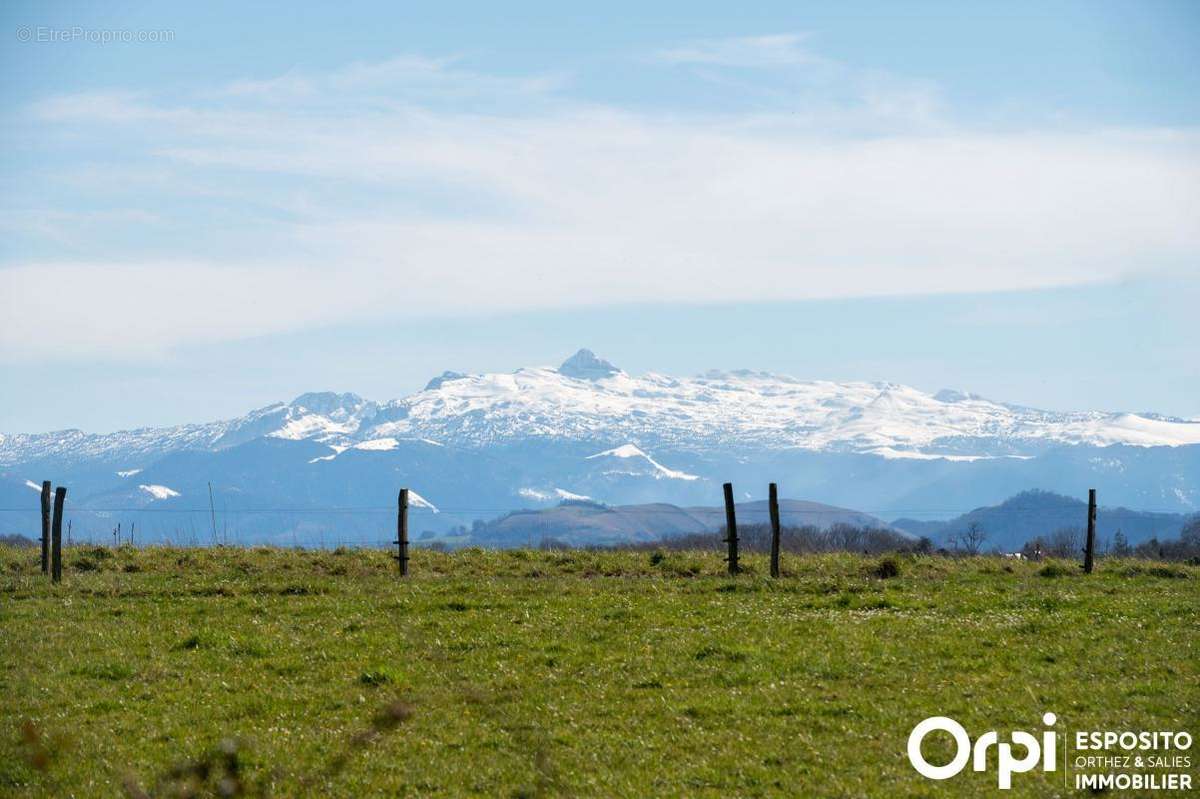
[370,352,1200,454]
[139,484,181,500]
[0,392,377,466]
[3,350,1199,467]
[586,444,699,480]
[520,487,594,502]
[408,490,439,512]
[265,392,375,442]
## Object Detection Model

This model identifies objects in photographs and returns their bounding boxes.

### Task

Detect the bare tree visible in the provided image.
[952,522,988,555]
[1181,516,1200,548]
[1045,526,1083,558]
[1110,529,1130,557]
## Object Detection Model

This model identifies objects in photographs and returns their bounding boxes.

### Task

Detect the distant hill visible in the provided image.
[891,489,1193,551]
[0,533,36,548]
[471,498,894,548]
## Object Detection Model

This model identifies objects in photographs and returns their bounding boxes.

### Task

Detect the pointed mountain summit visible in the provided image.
[289,392,367,416]
[558,349,621,380]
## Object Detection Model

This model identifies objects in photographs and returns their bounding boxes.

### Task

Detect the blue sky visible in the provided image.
[1,0,1198,432]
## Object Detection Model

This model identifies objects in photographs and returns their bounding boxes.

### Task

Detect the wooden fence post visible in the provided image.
[40,481,51,575]
[722,482,739,575]
[51,487,66,583]
[768,482,781,578]
[208,482,218,545]
[395,488,409,576]
[1083,488,1097,574]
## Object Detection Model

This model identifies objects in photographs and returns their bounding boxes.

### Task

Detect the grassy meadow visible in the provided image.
[1,545,1196,797]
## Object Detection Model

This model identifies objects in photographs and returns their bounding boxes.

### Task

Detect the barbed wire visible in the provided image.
[0,504,1189,516]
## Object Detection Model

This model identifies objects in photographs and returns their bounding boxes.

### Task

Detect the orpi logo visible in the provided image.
[907,713,1057,789]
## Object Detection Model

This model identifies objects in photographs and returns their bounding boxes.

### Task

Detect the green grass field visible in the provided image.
[1,545,1196,797]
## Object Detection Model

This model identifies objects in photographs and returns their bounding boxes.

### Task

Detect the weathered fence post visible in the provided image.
[208,482,219,545]
[51,486,66,583]
[395,488,409,576]
[768,482,781,578]
[1083,488,1097,574]
[40,481,51,575]
[722,482,739,575]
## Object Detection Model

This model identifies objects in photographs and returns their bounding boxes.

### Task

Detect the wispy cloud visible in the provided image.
[217,55,570,105]
[653,33,820,68]
[652,33,945,131]
[2,40,1199,361]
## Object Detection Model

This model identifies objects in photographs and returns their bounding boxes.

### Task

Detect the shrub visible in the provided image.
[871,557,901,579]
[359,669,394,686]
[1039,563,1072,578]
[694,646,746,663]
[1147,566,1189,579]
[71,557,99,572]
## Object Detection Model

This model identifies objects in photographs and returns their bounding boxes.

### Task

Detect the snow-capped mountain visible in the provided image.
[7,348,1194,466]
[2,349,1197,545]
[367,354,1200,455]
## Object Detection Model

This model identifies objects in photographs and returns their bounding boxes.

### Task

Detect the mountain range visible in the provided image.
[469,498,894,549]
[891,489,1193,551]
[1,349,1197,546]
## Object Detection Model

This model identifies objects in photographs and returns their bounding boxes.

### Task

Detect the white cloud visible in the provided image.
[2,44,1199,361]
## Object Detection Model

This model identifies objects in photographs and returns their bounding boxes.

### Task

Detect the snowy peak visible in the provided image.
[263,392,377,443]
[934,388,985,404]
[424,371,467,391]
[289,392,368,418]
[558,349,621,380]
[590,443,651,459]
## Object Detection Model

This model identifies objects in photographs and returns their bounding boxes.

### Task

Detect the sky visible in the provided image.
[1,0,1198,432]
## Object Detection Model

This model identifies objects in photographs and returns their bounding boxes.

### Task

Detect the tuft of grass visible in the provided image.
[228,638,267,658]
[1039,562,1073,578]
[1147,565,1189,579]
[870,556,901,579]
[358,669,395,687]
[694,645,748,663]
[174,634,203,651]
[69,662,134,681]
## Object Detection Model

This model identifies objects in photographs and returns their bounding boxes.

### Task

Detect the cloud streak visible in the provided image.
[653,33,821,68]
[2,40,1199,361]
